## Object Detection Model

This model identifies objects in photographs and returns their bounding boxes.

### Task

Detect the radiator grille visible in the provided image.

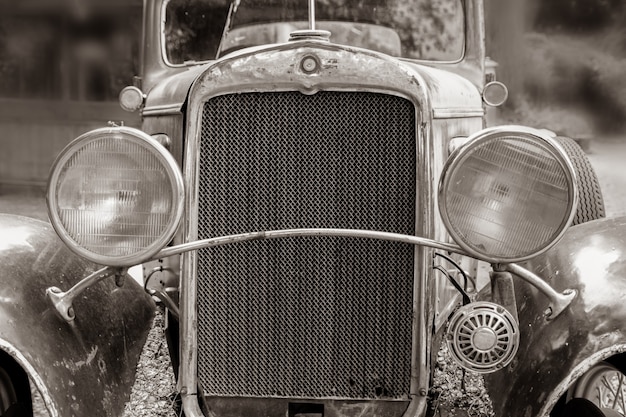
[196,91,417,399]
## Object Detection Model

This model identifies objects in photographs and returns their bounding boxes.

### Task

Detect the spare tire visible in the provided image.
[555,136,605,225]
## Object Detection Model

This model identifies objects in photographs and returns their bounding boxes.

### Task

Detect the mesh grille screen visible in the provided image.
[196,91,416,399]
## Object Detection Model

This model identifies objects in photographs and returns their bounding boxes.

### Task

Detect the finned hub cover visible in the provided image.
[446,301,520,374]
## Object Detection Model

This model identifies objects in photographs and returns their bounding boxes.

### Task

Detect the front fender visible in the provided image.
[485,216,626,417]
[0,214,155,417]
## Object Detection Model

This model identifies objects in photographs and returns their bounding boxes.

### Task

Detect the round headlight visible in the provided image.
[47,127,184,266]
[482,81,508,107]
[119,86,145,112]
[439,126,577,263]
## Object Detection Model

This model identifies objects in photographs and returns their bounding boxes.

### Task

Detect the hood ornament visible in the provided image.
[289,0,331,42]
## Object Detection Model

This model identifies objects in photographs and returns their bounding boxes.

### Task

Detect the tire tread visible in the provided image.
[555,136,605,225]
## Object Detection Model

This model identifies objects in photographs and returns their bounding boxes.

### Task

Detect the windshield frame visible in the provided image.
[159,0,468,67]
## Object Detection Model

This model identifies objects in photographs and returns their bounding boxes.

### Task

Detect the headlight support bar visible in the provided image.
[47,266,126,322]
[502,262,577,320]
[158,228,577,321]
[45,228,576,322]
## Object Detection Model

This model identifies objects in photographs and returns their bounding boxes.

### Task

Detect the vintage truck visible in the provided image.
[0,0,624,416]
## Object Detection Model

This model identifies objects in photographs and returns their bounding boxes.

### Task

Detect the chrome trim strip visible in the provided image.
[142,104,182,116]
[432,108,484,118]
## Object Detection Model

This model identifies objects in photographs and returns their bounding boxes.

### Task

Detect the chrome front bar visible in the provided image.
[46,228,576,322]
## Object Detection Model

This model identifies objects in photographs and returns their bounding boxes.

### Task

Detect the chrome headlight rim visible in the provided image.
[439,125,578,264]
[47,126,184,267]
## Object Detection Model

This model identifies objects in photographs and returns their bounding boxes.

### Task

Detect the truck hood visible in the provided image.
[143,42,483,117]
[403,61,484,118]
[143,64,208,114]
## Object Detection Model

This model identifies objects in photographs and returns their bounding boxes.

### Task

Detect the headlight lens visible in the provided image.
[439,126,577,263]
[119,86,145,112]
[47,127,184,266]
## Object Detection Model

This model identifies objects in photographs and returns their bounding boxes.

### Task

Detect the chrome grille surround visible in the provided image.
[195,90,418,400]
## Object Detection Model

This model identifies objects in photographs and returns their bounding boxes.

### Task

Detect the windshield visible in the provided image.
[164,0,465,65]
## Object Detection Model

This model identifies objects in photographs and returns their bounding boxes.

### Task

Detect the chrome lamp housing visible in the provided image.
[439,126,578,263]
[46,126,184,267]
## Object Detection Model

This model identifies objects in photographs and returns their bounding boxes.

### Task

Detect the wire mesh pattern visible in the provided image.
[195,91,417,399]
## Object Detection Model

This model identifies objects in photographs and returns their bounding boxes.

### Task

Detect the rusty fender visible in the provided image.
[484,216,626,417]
[0,214,155,417]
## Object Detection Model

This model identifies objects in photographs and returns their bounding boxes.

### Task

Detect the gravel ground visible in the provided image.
[430,345,494,417]
[121,309,178,417]
[119,309,494,417]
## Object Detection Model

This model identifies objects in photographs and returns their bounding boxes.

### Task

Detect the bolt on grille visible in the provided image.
[196,91,417,399]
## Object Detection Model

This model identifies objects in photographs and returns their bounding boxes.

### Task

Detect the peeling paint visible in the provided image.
[54,346,98,374]
[75,346,98,368]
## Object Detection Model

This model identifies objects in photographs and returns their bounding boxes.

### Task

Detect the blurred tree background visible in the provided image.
[0,0,141,102]
[1,0,623,136]
[0,0,142,187]
[486,0,626,136]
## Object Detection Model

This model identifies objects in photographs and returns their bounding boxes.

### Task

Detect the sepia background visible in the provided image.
[0,1,625,416]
